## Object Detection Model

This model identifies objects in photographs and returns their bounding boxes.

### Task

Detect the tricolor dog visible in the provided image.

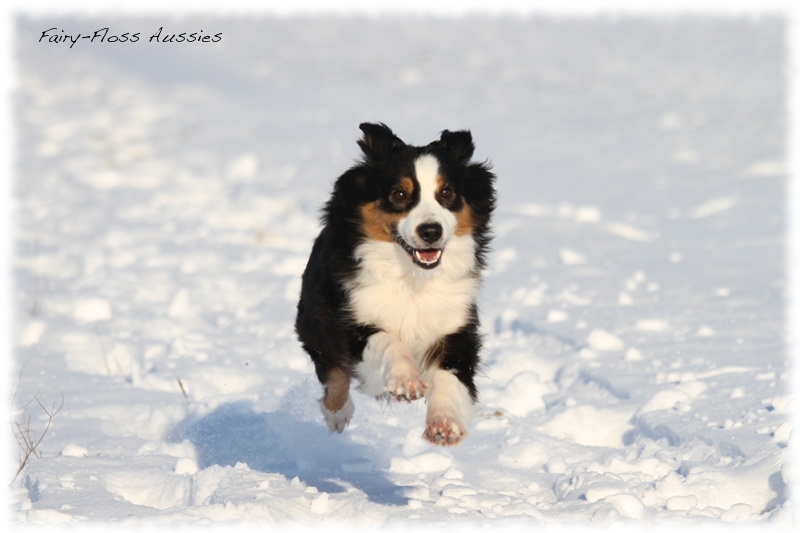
[295,123,496,445]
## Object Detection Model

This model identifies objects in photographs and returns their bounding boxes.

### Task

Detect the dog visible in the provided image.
[295,123,496,445]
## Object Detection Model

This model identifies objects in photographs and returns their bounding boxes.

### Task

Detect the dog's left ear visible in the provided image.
[437,129,474,163]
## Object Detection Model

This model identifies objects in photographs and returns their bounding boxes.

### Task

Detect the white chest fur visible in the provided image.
[346,236,479,359]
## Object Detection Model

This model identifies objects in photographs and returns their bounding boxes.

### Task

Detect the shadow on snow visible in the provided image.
[171,400,408,507]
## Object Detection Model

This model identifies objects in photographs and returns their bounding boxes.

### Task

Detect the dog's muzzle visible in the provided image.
[393,227,444,269]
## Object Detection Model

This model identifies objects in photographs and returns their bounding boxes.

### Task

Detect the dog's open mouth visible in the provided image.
[393,232,443,270]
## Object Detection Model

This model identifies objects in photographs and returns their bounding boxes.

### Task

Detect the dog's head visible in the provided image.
[336,122,495,271]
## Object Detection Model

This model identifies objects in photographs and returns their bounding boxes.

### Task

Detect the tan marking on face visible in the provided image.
[322,367,351,413]
[435,175,473,236]
[400,176,414,195]
[454,203,474,236]
[360,201,404,242]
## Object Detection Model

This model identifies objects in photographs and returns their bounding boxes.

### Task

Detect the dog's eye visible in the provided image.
[440,186,455,200]
[392,190,407,202]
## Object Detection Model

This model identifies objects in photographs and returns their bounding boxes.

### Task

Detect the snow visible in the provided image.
[9,7,794,530]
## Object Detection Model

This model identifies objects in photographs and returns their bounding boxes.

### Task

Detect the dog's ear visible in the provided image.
[358,123,406,162]
[438,130,475,163]
[437,129,474,163]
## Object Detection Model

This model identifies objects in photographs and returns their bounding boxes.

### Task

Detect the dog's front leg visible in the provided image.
[422,368,474,446]
[356,331,427,402]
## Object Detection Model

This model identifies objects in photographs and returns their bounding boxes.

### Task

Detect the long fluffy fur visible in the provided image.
[295,122,495,445]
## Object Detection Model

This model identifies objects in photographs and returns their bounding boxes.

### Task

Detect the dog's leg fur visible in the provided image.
[419,318,480,445]
[320,367,354,433]
[422,368,474,445]
[356,331,428,401]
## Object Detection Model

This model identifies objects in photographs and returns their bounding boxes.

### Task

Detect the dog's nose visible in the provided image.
[416,222,443,245]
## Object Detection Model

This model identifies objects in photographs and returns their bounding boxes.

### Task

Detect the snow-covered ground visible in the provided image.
[9,11,793,528]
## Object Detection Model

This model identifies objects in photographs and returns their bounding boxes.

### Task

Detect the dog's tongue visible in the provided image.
[418,250,440,262]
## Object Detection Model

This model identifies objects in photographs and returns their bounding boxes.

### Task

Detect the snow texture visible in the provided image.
[10,11,793,529]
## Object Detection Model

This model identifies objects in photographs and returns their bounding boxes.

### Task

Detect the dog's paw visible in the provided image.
[320,396,355,434]
[423,416,467,446]
[386,369,428,402]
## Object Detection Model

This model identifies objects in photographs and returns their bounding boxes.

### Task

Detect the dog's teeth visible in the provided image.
[414,250,442,264]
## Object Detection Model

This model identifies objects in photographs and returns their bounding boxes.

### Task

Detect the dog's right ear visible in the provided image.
[358,123,406,162]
